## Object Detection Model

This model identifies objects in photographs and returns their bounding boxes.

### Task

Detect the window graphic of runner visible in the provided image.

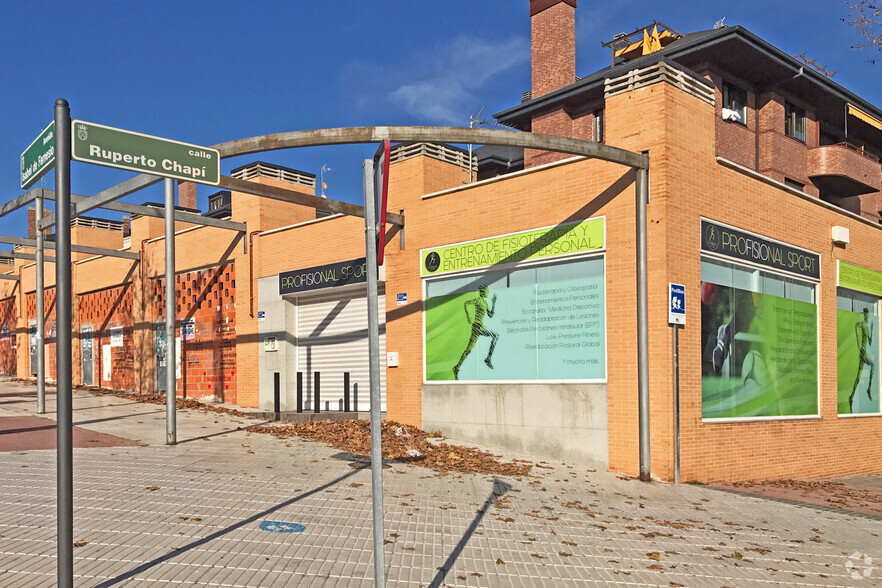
[452,285,498,380]
[849,307,875,412]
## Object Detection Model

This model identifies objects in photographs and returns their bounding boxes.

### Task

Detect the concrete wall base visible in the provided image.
[422,383,608,467]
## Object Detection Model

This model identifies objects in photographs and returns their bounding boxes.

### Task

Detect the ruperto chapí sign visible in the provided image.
[71,120,220,185]
[279,258,367,295]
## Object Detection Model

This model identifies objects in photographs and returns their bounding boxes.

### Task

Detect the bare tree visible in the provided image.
[844,1,881,53]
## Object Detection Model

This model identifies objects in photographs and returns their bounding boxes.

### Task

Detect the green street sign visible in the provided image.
[20,121,55,189]
[71,120,220,185]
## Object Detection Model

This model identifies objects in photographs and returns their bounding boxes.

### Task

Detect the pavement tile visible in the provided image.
[0,379,879,586]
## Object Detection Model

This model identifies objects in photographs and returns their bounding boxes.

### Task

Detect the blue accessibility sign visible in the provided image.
[668,283,685,325]
[259,521,305,533]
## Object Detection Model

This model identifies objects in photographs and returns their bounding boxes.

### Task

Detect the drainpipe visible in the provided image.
[249,231,261,318]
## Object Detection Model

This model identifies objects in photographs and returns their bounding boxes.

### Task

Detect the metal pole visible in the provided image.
[314,371,320,414]
[164,178,176,445]
[636,160,651,482]
[363,158,386,587]
[36,195,45,414]
[274,372,280,421]
[673,324,680,484]
[54,98,73,588]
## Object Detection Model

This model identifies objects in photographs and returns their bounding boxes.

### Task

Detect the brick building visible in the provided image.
[1,1,881,482]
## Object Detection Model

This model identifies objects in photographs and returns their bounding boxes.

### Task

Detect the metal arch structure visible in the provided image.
[35,126,651,481]
[39,126,647,229]
[31,121,651,588]
[3,186,246,234]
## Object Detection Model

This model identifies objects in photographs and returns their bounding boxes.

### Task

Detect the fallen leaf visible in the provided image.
[144,486,160,491]
[647,552,661,561]
[495,558,505,565]
[72,541,87,548]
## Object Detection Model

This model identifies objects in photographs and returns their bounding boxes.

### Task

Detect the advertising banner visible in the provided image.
[421,218,604,278]
[700,219,820,280]
[837,308,880,414]
[425,258,605,381]
[701,283,818,418]
[839,261,882,298]
[279,258,367,296]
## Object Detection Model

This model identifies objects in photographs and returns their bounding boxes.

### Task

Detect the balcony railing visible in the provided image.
[831,141,880,163]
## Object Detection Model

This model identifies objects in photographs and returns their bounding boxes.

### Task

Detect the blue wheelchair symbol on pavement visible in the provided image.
[260,520,305,533]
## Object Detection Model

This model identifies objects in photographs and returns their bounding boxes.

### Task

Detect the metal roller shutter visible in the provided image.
[295,286,386,412]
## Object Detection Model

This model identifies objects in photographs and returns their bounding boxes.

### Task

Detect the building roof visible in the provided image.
[495,25,882,136]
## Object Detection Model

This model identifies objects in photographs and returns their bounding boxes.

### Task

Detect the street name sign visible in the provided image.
[20,121,55,189]
[71,120,220,185]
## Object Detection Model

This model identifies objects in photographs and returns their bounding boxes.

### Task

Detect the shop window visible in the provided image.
[700,257,817,419]
[593,109,604,143]
[785,102,806,142]
[836,288,880,415]
[722,82,747,124]
[424,256,605,382]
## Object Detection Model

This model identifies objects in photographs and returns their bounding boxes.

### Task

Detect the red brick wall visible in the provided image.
[530,0,576,98]
[758,91,820,196]
[0,296,16,375]
[26,288,56,380]
[77,285,135,390]
[151,263,237,403]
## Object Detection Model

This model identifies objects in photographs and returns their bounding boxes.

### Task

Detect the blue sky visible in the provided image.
[0,1,878,241]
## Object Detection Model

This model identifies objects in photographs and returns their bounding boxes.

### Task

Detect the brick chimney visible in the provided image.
[27,207,35,239]
[530,0,577,99]
[177,180,197,210]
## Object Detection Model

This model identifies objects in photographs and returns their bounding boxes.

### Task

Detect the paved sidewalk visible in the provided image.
[0,378,879,587]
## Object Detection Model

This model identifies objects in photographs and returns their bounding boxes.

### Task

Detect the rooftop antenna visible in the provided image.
[320,164,331,198]
[467,106,486,183]
[713,17,726,29]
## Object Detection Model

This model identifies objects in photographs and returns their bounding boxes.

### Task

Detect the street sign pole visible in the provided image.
[636,164,650,482]
[673,324,680,484]
[55,98,73,588]
[165,178,177,445]
[668,283,685,484]
[36,194,45,414]
[363,158,386,588]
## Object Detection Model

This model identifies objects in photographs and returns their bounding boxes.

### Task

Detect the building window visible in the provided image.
[424,255,605,382]
[722,82,747,124]
[700,257,818,420]
[593,109,604,143]
[785,102,806,142]
[836,287,880,415]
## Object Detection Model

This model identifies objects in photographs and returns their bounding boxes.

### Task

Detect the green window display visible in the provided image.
[424,256,605,381]
[701,258,818,419]
[837,289,880,415]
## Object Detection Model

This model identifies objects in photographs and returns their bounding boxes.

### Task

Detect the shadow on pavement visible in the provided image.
[94,465,365,587]
[428,478,511,588]
[0,410,164,436]
[176,420,272,444]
